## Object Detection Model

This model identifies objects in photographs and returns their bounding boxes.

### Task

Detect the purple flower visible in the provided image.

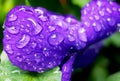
[3,5,81,72]
[3,0,120,81]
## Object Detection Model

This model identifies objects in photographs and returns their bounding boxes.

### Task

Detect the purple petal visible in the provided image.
[62,53,76,81]
[73,42,103,69]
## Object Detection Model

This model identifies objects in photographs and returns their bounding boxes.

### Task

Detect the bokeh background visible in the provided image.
[1,0,120,81]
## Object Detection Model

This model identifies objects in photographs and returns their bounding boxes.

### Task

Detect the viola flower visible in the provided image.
[2,0,120,81]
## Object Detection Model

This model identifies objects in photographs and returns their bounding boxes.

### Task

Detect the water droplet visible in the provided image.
[84,21,90,27]
[66,17,72,23]
[48,26,56,32]
[97,1,102,7]
[94,15,100,20]
[117,23,120,28]
[99,11,104,16]
[38,15,48,21]
[118,8,120,12]
[55,20,68,30]
[5,44,13,54]
[16,56,23,62]
[8,14,17,21]
[34,53,40,58]
[106,7,112,13]
[38,68,44,72]
[33,66,37,70]
[16,34,30,48]
[67,35,75,42]
[89,16,93,20]
[107,17,116,26]
[19,7,25,11]
[31,42,37,48]
[48,62,53,68]
[48,33,64,46]
[78,28,87,42]
[34,8,44,15]
[50,15,57,20]
[65,17,77,23]
[92,22,96,27]
[83,10,87,15]
[93,22,102,32]
[23,48,31,54]
[34,23,42,35]
[5,34,11,40]
[27,18,37,26]
[56,21,63,27]
[7,26,19,34]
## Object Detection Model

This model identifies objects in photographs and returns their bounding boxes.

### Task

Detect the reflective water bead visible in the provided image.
[48,33,64,46]
[93,22,102,32]
[27,18,42,35]
[33,23,42,35]
[38,15,48,21]
[6,26,19,34]
[31,42,37,48]
[34,8,44,15]
[99,10,104,16]
[16,34,30,48]
[48,26,56,32]
[67,35,75,42]
[5,44,13,54]
[16,56,23,62]
[8,14,17,21]
[27,18,37,26]
[78,28,87,42]
[106,7,112,13]
[107,17,116,26]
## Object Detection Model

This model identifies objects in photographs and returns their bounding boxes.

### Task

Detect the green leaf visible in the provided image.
[89,56,109,81]
[72,0,89,8]
[0,0,14,23]
[104,32,120,47]
[0,51,62,81]
[25,0,31,6]
[106,72,120,81]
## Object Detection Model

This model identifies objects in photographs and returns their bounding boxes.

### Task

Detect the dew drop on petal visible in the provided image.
[99,11,104,16]
[27,18,42,35]
[5,44,13,54]
[16,56,23,62]
[33,23,42,35]
[31,42,37,48]
[34,8,44,15]
[48,26,56,32]
[78,28,87,42]
[16,34,30,48]
[106,7,112,13]
[48,33,64,46]
[67,35,75,42]
[94,15,100,20]
[107,17,116,26]
[50,15,57,20]
[38,15,48,21]
[27,18,37,26]
[97,1,102,7]
[93,22,102,32]
[8,14,17,21]
[7,26,19,34]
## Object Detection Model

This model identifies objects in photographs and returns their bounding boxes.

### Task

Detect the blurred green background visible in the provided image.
[1,0,120,81]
